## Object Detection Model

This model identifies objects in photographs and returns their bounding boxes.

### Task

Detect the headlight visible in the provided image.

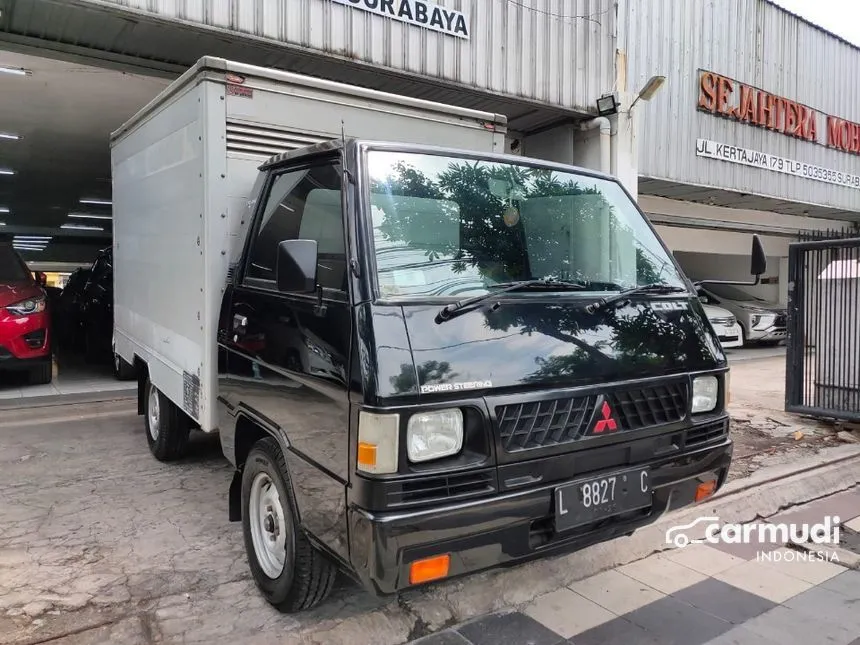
[751,314,776,330]
[407,409,463,463]
[692,376,719,413]
[5,295,46,316]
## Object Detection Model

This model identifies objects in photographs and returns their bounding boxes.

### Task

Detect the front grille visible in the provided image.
[24,330,46,349]
[710,316,735,326]
[605,381,688,431]
[497,395,598,452]
[685,420,729,447]
[496,381,689,453]
[385,469,495,507]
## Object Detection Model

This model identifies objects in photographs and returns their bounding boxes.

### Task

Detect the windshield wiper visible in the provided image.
[585,283,689,314]
[435,278,588,323]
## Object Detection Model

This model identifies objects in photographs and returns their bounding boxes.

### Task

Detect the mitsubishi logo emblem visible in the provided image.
[593,401,619,433]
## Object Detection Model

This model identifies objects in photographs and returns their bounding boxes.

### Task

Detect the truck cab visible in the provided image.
[212,138,763,611]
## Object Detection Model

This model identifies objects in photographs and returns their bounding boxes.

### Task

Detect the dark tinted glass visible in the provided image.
[246,163,346,292]
[0,245,32,283]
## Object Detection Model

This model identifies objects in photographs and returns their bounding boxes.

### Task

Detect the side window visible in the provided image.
[245,162,346,292]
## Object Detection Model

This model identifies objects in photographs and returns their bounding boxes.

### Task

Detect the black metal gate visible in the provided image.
[786,236,860,421]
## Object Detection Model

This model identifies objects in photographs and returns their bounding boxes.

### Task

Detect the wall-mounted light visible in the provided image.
[0,133,20,141]
[0,169,15,175]
[629,75,666,111]
[0,207,8,213]
[596,93,619,117]
[79,198,112,206]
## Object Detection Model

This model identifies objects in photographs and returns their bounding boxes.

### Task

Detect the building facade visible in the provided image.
[1,0,858,301]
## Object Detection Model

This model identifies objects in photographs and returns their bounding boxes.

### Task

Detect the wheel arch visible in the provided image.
[135,358,149,415]
[229,411,293,522]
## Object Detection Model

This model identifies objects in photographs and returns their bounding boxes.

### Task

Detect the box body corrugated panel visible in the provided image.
[112,57,505,431]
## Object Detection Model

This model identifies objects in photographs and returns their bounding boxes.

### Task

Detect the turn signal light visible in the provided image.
[357,442,377,468]
[695,480,717,502]
[409,554,450,585]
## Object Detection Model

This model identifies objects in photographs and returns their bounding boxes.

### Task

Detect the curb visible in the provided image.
[0,388,136,412]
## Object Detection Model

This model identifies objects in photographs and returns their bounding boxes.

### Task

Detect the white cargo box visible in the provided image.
[111,56,506,431]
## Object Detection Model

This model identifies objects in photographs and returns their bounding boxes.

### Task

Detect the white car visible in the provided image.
[703,304,743,349]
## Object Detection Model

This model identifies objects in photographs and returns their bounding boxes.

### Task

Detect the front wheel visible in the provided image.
[144,379,189,462]
[28,362,52,385]
[241,437,336,612]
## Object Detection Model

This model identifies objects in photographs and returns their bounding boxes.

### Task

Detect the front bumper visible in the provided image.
[714,323,743,348]
[349,438,732,595]
[750,326,786,342]
[0,310,51,365]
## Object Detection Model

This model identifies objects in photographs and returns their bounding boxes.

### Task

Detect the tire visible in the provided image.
[113,352,136,381]
[144,379,190,462]
[241,437,337,612]
[28,362,52,385]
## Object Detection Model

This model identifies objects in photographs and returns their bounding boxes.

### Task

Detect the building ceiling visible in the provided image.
[0,50,169,262]
[639,177,860,223]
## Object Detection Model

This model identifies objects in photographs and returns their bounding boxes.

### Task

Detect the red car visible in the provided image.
[0,244,52,384]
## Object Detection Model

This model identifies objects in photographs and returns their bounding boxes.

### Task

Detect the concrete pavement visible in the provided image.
[2,397,859,645]
[407,489,860,645]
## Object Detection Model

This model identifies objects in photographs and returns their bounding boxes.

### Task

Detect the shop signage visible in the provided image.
[332,0,470,39]
[696,139,860,190]
[697,70,860,156]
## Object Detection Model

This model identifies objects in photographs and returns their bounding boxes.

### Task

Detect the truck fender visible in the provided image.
[230,411,295,522]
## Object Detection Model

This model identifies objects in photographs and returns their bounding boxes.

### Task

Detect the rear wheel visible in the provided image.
[112,339,136,381]
[144,379,189,461]
[241,437,336,612]
[114,353,135,380]
[28,362,52,385]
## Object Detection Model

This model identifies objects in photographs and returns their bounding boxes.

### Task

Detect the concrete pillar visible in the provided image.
[779,256,790,305]
[610,103,638,199]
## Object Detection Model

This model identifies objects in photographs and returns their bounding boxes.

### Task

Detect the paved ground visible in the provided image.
[407,490,860,645]
[1,353,858,645]
[0,354,133,405]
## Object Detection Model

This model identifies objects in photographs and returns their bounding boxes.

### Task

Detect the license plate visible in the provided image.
[554,468,652,532]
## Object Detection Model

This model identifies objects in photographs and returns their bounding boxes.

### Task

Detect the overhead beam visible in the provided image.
[0,31,183,78]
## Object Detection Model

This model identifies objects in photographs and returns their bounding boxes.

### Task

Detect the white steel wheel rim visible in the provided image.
[147,386,161,441]
[249,472,287,579]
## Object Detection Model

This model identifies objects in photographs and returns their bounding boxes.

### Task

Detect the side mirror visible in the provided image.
[750,234,767,277]
[276,239,318,293]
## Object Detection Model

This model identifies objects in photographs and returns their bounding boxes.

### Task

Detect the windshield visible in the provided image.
[706,284,762,301]
[0,245,32,283]
[366,151,685,298]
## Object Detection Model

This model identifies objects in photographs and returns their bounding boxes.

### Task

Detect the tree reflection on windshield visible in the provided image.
[368,152,682,299]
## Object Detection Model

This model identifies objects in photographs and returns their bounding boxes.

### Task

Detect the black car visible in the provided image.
[55,267,91,350]
[78,248,114,363]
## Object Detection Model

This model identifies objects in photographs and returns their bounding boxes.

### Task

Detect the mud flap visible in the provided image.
[229,470,242,522]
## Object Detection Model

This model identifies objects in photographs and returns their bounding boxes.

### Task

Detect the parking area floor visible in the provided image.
[0,354,855,645]
[0,354,133,405]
